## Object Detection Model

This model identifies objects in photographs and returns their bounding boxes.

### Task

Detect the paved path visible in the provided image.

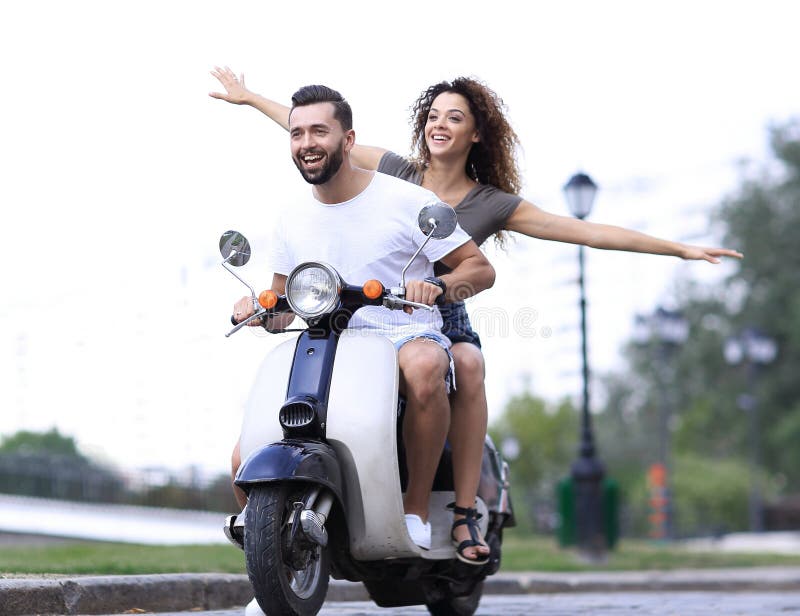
[5,569,800,615]
[92,592,800,615]
[0,495,226,545]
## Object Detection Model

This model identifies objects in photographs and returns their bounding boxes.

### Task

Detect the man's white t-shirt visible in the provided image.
[268,171,471,343]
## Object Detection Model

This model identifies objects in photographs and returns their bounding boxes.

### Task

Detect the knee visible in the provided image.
[453,344,485,386]
[401,346,449,404]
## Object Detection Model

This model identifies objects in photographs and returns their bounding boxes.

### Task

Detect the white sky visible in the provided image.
[2,1,798,476]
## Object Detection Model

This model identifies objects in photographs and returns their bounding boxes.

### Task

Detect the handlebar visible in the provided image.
[383,296,435,312]
[227,283,436,337]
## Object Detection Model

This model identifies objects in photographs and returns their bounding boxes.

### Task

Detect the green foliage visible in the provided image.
[586,119,800,537]
[0,428,237,512]
[672,454,753,536]
[489,391,578,531]
[0,428,84,458]
[624,453,753,537]
[0,428,125,502]
[490,392,578,491]
[501,530,800,571]
[712,120,800,487]
[6,534,800,575]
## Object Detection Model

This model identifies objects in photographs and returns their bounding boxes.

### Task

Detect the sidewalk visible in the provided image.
[0,495,226,546]
[3,567,800,616]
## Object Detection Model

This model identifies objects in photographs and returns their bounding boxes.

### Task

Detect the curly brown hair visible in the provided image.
[409,77,522,246]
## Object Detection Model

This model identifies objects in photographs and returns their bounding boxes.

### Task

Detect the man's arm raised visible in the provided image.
[209,66,386,170]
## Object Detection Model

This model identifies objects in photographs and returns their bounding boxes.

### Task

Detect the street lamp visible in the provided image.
[633,307,689,540]
[723,327,778,532]
[563,172,605,556]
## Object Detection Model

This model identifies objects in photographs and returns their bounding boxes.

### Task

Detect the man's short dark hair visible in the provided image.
[290,85,353,131]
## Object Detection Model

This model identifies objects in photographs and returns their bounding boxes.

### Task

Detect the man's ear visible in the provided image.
[344,129,356,151]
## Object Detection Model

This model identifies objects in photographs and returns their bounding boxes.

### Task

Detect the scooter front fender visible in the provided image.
[234,440,343,502]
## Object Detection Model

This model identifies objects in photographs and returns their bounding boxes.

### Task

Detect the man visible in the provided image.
[231,84,495,550]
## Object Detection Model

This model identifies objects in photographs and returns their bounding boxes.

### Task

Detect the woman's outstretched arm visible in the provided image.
[505,200,743,263]
[209,66,387,170]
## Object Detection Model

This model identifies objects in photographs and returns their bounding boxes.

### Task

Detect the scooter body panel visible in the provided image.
[239,334,299,460]
[324,331,424,560]
[236,329,485,562]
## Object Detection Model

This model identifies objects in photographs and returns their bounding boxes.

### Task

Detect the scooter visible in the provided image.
[219,204,514,616]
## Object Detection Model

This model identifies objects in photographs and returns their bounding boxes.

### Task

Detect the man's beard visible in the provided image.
[293,142,345,185]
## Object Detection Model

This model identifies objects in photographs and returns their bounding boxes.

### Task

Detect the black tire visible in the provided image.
[426,580,484,616]
[244,484,329,616]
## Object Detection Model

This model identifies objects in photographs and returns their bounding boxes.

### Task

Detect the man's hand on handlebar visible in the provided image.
[232,296,261,326]
[403,280,444,315]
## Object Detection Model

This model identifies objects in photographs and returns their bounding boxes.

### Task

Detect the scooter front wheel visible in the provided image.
[244,483,330,616]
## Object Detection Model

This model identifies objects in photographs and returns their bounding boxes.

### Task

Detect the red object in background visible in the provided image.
[648,463,667,488]
[648,463,668,539]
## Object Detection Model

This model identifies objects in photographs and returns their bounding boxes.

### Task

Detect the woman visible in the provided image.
[210,67,742,564]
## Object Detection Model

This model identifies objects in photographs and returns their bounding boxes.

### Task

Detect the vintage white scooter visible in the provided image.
[219,204,514,616]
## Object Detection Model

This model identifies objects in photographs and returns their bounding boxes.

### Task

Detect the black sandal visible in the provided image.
[447,503,490,566]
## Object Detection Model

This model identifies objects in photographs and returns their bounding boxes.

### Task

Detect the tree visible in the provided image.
[715,120,800,488]
[0,428,124,501]
[489,392,578,532]
[0,428,85,459]
[594,119,800,535]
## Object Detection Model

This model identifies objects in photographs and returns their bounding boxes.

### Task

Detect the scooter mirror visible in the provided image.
[418,204,457,239]
[219,230,251,267]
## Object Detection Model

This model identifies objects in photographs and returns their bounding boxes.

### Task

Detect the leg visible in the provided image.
[448,342,490,561]
[231,439,247,509]
[398,338,452,522]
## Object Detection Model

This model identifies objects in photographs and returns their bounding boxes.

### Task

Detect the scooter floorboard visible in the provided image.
[414,491,489,560]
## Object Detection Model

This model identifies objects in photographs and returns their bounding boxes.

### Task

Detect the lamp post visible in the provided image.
[723,327,777,532]
[564,172,606,556]
[633,307,689,540]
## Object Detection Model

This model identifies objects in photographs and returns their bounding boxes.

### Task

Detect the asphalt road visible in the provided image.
[96,592,800,615]
[7,569,800,616]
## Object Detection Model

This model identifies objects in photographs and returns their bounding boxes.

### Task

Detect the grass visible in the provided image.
[501,530,800,571]
[4,532,800,575]
[0,543,246,575]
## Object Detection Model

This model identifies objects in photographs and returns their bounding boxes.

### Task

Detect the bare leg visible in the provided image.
[398,338,452,521]
[231,440,247,510]
[448,342,490,560]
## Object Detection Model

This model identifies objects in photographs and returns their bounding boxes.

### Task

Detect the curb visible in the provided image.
[0,574,254,616]
[486,567,800,594]
[3,568,800,615]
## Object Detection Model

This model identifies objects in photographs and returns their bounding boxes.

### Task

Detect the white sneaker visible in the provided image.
[404,514,431,550]
[244,597,264,616]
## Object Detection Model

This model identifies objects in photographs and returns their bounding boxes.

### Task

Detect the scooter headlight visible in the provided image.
[285,262,342,321]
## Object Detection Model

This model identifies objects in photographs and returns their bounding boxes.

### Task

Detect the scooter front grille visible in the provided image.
[279,402,315,428]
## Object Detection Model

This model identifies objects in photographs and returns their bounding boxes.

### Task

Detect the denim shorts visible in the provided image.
[394,331,456,393]
[440,301,482,349]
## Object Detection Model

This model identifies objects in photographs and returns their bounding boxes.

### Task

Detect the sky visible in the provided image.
[2,1,799,477]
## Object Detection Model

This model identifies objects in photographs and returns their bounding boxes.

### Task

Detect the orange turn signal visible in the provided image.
[362,279,384,300]
[258,290,278,309]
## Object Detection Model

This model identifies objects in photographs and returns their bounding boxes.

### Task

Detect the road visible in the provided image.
[101,592,800,615]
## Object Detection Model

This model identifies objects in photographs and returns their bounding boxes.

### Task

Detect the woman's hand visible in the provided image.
[680,245,743,264]
[209,66,252,105]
